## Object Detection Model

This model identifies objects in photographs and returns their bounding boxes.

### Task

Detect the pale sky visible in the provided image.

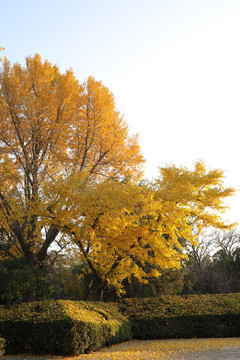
[1,0,240,223]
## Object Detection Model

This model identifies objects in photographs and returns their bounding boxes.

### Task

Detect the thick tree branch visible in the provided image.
[36,226,59,262]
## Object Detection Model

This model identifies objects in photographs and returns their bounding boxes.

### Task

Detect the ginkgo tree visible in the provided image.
[0,55,144,279]
[46,161,235,300]
[0,53,236,302]
[0,48,4,62]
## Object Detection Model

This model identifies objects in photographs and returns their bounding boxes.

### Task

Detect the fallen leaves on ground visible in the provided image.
[65,338,240,360]
[4,338,240,360]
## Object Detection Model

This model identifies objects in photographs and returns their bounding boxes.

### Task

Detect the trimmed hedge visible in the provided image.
[0,336,5,356]
[118,293,240,339]
[1,294,240,356]
[0,300,131,355]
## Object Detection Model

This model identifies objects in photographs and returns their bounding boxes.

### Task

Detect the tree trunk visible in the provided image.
[98,287,104,302]
[84,277,94,301]
[22,290,35,303]
[97,280,108,301]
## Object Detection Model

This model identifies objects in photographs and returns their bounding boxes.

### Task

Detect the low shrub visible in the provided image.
[0,300,131,356]
[0,336,5,356]
[1,294,240,356]
[118,293,240,339]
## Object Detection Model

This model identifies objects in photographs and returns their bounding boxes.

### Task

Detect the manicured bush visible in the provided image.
[1,294,240,356]
[118,293,240,339]
[0,336,5,356]
[0,300,131,355]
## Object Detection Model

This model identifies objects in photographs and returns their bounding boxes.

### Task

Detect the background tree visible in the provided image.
[0,257,50,305]
[212,228,240,256]
[211,228,240,292]
[0,55,144,291]
[48,254,87,301]
[181,228,240,294]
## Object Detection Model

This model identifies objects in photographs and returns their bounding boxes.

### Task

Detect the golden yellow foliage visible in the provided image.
[0,54,236,298]
[3,338,240,359]
[47,160,235,298]
[74,338,240,360]
[0,54,144,268]
[154,160,236,230]
[0,47,4,62]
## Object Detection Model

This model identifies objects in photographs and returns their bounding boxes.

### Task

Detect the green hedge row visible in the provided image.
[0,300,131,355]
[0,294,240,356]
[118,293,240,339]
